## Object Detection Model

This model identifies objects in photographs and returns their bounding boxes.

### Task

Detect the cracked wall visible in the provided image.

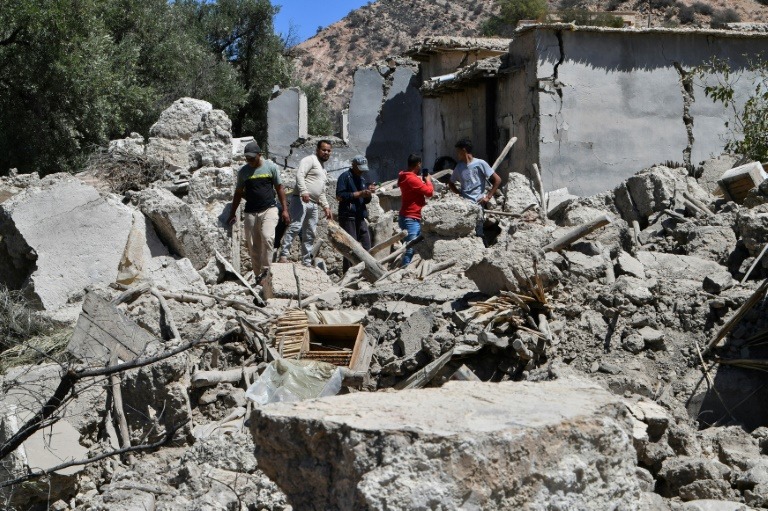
[507,28,768,197]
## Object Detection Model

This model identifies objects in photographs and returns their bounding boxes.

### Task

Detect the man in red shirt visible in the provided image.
[397,154,434,267]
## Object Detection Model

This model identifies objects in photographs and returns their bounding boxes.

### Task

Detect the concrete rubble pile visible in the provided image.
[2,99,768,510]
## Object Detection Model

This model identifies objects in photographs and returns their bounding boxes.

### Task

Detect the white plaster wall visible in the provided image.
[504,28,768,196]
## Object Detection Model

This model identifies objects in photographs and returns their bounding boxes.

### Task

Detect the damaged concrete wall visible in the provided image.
[280,63,422,183]
[510,27,768,196]
[267,87,308,163]
[422,83,491,172]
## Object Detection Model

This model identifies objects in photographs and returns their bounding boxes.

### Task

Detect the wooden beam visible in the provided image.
[369,230,407,257]
[326,220,386,281]
[395,349,454,390]
[542,214,613,252]
[706,279,768,352]
[491,137,517,171]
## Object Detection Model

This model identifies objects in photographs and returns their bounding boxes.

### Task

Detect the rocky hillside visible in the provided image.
[290,0,500,112]
[291,0,768,113]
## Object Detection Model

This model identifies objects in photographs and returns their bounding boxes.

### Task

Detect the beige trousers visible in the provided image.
[244,207,279,274]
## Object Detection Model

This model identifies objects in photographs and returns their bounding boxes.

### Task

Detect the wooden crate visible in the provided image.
[300,324,371,371]
[718,162,767,203]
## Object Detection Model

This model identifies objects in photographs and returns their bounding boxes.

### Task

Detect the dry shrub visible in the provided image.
[84,148,166,194]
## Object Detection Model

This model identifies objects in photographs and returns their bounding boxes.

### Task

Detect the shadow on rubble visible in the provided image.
[687,342,768,432]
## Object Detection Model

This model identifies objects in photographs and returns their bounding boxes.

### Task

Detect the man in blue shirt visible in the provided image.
[449,138,502,237]
[335,155,376,272]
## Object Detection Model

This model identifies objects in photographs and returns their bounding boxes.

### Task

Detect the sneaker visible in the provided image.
[277,256,289,263]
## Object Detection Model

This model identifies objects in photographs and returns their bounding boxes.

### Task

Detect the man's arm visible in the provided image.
[336,173,355,202]
[448,168,460,195]
[275,184,290,224]
[296,157,311,202]
[227,187,244,225]
[479,172,502,205]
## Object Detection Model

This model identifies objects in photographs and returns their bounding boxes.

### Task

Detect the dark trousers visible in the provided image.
[338,216,371,272]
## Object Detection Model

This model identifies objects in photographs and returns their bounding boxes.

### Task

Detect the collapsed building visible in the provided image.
[0,24,767,511]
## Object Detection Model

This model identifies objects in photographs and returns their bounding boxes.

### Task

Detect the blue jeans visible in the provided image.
[398,216,421,267]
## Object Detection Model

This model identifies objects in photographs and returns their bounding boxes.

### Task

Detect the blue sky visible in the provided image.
[274,0,369,44]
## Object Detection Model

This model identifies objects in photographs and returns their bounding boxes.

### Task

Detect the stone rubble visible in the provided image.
[1,98,768,510]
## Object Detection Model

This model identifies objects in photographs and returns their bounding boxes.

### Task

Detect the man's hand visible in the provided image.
[324,207,333,220]
[478,195,491,206]
[281,209,290,224]
[301,193,310,203]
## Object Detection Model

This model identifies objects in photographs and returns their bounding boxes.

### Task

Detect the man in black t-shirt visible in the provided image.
[227,141,290,282]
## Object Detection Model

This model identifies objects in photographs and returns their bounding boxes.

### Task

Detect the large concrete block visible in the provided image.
[0,178,134,311]
[250,378,644,510]
[263,263,333,300]
[421,194,481,237]
[267,88,308,160]
[190,109,233,169]
[135,188,210,270]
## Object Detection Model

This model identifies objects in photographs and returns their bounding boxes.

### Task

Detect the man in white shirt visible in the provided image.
[279,140,333,266]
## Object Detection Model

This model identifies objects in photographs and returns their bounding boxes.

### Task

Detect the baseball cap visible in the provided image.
[244,141,261,157]
[352,155,369,171]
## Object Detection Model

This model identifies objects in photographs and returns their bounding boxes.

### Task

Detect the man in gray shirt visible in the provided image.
[449,138,502,237]
[279,140,333,266]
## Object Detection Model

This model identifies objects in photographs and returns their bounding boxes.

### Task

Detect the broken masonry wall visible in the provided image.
[267,88,308,164]
[517,27,768,197]
[422,84,493,172]
[366,66,423,181]
[277,64,422,183]
[495,30,541,187]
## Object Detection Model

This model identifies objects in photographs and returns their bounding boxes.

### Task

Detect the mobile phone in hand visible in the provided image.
[421,167,430,178]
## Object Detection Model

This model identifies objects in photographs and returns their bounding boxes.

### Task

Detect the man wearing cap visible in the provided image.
[227,141,290,282]
[279,140,333,266]
[335,155,377,272]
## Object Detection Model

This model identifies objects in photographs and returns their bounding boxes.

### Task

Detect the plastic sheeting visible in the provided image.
[245,359,342,405]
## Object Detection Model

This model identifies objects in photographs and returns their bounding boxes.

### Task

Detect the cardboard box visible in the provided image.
[301,324,367,370]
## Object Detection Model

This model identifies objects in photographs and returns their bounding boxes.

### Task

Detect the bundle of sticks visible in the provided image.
[273,309,308,359]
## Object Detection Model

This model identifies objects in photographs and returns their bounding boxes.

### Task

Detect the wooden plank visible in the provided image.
[394,349,455,390]
[706,279,768,352]
[327,220,386,281]
[369,230,407,257]
[68,292,154,365]
[542,214,613,252]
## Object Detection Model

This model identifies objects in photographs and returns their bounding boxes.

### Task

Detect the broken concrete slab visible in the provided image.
[250,377,644,510]
[263,263,334,300]
[267,87,308,162]
[395,307,435,357]
[421,194,481,238]
[369,301,423,321]
[0,178,134,312]
[697,154,740,195]
[635,251,729,283]
[135,187,210,270]
[68,291,155,365]
[563,250,607,281]
[613,166,688,222]
[617,250,646,279]
[503,172,538,213]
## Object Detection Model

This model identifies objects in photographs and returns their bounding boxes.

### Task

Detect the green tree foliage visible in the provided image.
[481,0,549,36]
[300,83,334,136]
[697,57,768,163]
[0,0,326,176]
